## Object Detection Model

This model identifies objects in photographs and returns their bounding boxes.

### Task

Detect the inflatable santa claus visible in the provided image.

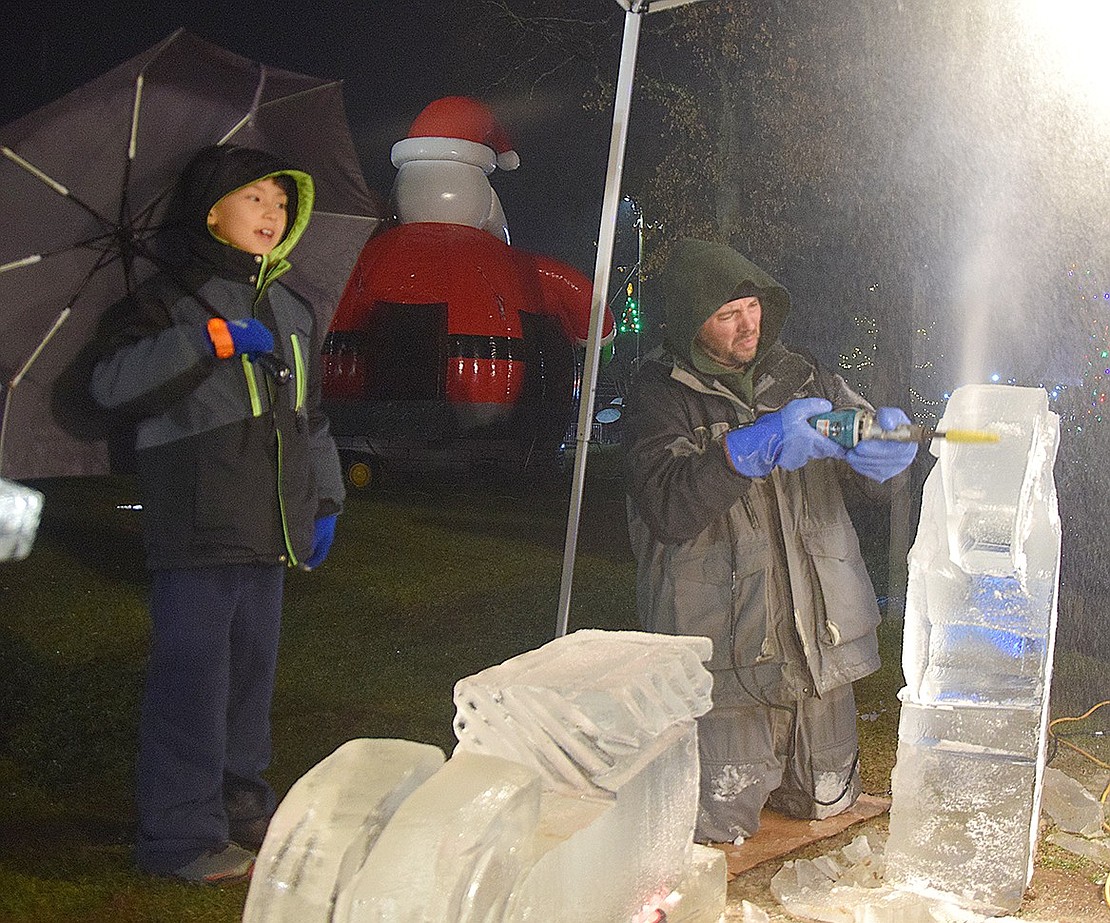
[324,96,614,478]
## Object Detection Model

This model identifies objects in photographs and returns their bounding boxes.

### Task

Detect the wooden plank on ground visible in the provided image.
[709,793,890,879]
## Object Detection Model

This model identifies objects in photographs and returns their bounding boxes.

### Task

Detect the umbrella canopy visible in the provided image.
[0,29,386,480]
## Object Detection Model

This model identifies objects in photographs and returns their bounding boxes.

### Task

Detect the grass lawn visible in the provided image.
[1,447,1107,922]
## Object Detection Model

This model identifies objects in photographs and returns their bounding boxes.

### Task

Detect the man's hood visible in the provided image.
[171,144,314,277]
[660,238,791,365]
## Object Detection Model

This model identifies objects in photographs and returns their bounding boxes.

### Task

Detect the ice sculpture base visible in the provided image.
[885,701,1041,914]
[243,629,724,922]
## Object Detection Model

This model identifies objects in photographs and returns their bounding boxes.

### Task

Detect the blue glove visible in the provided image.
[303,514,337,570]
[845,406,918,483]
[724,397,846,477]
[207,317,275,360]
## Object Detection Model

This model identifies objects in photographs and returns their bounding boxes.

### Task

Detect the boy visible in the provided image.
[90,144,344,882]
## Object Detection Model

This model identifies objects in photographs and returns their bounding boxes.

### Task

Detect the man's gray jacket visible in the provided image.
[624,240,882,706]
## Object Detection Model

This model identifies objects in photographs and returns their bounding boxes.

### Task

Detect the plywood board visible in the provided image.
[709,793,890,879]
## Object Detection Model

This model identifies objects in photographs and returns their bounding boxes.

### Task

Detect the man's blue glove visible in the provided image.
[303,514,337,570]
[207,317,275,360]
[845,406,918,483]
[724,397,846,478]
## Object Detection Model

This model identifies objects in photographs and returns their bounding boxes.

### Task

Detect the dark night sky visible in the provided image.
[7,1,1105,390]
[0,1,619,274]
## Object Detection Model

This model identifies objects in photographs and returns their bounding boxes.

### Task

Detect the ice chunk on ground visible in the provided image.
[243,738,444,923]
[741,899,770,922]
[769,834,1037,923]
[665,844,728,923]
[1040,766,1106,836]
[1046,830,1110,865]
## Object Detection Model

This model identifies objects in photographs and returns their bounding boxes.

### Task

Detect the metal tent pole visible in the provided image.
[554,0,704,638]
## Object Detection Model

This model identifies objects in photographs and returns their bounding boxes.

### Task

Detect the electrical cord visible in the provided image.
[1048,700,1110,783]
[1046,699,1110,909]
[809,739,860,807]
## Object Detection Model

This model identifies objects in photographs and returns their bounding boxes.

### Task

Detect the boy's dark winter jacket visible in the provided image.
[90,145,343,570]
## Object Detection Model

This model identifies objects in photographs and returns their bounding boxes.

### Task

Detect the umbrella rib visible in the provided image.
[4,242,116,393]
[218,114,253,147]
[0,227,129,276]
[0,238,124,476]
[249,65,267,116]
[310,211,380,220]
[129,73,144,162]
[218,64,267,146]
[254,81,343,111]
[3,147,118,230]
[0,254,43,274]
[219,81,342,147]
[0,226,125,275]
[2,146,70,196]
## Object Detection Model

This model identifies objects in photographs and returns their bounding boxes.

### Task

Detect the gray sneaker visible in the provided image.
[171,843,255,883]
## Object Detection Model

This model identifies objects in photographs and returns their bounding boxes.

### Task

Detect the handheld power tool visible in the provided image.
[808,408,1000,448]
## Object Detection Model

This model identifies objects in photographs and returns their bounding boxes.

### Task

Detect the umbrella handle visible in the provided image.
[254,353,291,386]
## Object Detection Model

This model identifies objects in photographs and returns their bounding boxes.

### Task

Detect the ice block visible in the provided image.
[0,477,43,562]
[246,630,725,922]
[453,629,713,796]
[243,739,445,923]
[886,385,1061,915]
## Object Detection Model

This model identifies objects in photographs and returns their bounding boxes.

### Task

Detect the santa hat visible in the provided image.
[390,96,521,175]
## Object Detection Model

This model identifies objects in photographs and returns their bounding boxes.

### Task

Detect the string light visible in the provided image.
[618,280,642,335]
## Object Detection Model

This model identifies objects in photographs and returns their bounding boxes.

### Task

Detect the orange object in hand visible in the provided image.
[207,318,235,359]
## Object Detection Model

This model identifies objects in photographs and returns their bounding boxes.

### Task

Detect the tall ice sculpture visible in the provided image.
[885,385,1061,914]
[244,629,727,922]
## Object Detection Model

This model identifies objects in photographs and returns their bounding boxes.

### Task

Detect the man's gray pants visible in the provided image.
[695,682,861,844]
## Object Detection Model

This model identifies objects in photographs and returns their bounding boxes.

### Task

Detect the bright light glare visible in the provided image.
[1018,0,1110,114]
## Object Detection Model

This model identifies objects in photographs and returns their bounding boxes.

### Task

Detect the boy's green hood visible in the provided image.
[661,238,791,367]
[173,144,314,287]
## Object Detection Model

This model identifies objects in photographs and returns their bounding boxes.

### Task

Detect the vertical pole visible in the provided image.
[555,6,643,637]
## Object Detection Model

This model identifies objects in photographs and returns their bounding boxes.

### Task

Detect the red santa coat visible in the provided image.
[329,222,614,410]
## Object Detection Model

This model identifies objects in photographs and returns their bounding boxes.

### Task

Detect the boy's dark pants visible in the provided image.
[135,563,285,874]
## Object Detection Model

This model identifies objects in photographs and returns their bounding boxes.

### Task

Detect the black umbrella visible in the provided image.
[0,29,386,479]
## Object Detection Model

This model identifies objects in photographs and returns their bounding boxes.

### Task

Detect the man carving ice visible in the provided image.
[623,238,916,842]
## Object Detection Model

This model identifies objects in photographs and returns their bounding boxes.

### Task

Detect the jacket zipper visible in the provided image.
[275,427,298,567]
[249,297,296,566]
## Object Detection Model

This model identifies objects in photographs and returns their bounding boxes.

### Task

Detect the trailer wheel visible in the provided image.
[346,459,375,490]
